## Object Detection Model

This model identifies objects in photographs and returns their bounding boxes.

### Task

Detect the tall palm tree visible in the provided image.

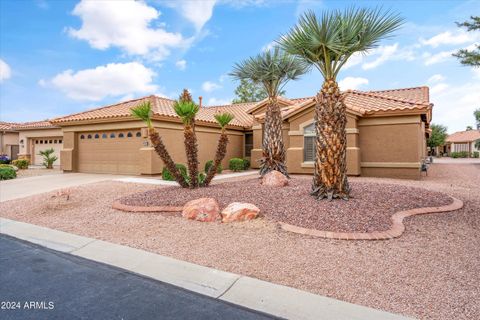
[204,113,235,186]
[174,90,200,188]
[131,101,189,188]
[230,47,309,177]
[279,8,403,200]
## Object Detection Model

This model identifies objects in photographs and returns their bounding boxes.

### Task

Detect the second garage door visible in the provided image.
[33,138,63,166]
[77,130,143,174]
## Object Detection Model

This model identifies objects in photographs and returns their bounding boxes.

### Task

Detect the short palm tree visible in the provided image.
[38,148,58,169]
[230,47,309,177]
[174,90,200,188]
[279,8,403,200]
[204,112,235,186]
[131,101,189,188]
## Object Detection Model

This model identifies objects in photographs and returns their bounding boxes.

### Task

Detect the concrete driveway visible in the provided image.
[432,157,480,164]
[0,173,125,202]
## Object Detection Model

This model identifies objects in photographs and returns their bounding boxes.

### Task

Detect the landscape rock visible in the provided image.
[221,202,260,223]
[182,198,220,222]
[262,170,288,187]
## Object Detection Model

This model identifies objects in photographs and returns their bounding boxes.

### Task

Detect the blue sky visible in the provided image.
[0,0,479,133]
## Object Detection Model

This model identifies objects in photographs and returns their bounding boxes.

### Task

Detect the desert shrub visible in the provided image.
[242,158,251,170]
[204,160,223,174]
[0,166,16,180]
[38,148,58,169]
[451,151,470,158]
[0,164,17,171]
[0,154,10,164]
[451,152,459,158]
[459,151,469,158]
[162,163,187,181]
[229,158,245,172]
[12,159,29,169]
[473,151,479,158]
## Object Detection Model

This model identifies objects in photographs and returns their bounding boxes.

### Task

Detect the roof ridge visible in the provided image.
[348,90,430,106]
[368,86,428,93]
[206,101,255,108]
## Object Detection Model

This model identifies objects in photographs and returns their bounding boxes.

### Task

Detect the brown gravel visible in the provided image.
[119,178,452,232]
[16,168,62,179]
[1,163,479,320]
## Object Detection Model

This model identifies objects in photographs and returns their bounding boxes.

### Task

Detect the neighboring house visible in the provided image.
[445,130,480,156]
[15,121,63,166]
[0,122,19,160]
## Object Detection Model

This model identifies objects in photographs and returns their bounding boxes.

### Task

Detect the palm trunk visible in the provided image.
[311,79,350,200]
[204,130,228,186]
[184,123,199,188]
[260,97,288,176]
[149,128,189,188]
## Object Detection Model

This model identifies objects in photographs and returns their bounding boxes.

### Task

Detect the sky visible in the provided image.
[0,0,479,133]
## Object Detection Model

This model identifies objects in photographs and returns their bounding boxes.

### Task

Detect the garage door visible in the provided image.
[33,138,62,166]
[77,130,143,174]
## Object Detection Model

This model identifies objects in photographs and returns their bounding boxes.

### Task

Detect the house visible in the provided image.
[0,122,19,160]
[445,129,480,156]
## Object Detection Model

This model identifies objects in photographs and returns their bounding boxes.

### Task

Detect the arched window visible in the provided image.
[303,123,315,162]
[35,140,39,144]
[102,133,107,138]
[127,132,133,138]
[136,131,141,137]
[49,140,53,144]
[94,134,100,139]
[59,140,62,144]
[40,140,44,144]
[80,135,85,139]
[110,133,116,138]
[54,140,57,143]
[118,133,124,138]
[87,134,92,139]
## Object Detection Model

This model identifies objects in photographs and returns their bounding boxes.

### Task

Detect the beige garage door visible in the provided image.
[33,138,63,166]
[77,130,143,174]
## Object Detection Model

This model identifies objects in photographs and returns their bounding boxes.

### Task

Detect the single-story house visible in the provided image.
[0,122,19,160]
[445,129,480,156]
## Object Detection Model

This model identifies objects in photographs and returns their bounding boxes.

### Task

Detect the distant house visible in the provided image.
[0,122,19,160]
[445,130,480,156]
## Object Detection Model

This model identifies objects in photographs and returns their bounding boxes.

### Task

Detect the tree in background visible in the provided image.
[280,8,403,200]
[453,16,480,67]
[466,125,473,131]
[232,79,286,103]
[428,124,448,156]
[474,108,480,129]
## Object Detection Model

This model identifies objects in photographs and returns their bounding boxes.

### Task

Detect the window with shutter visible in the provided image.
[303,123,316,162]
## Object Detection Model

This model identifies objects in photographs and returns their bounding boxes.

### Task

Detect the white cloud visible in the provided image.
[262,41,276,52]
[338,77,369,90]
[175,59,187,70]
[0,59,11,82]
[362,44,398,70]
[68,0,188,60]
[423,50,454,66]
[206,97,231,106]
[168,0,217,31]
[43,62,157,101]
[202,81,221,92]
[473,68,480,79]
[430,83,449,94]
[427,74,446,83]
[343,52,364,70]
[420,30,480,48]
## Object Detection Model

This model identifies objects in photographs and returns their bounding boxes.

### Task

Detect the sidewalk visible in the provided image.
[0,217,411,320]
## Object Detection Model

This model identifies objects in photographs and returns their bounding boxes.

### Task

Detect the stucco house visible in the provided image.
[0,122,19,160]
[445,129,480,156]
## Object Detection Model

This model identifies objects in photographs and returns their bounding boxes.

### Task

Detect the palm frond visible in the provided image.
[214,112,234,128]
[173,100,199,125]
[131,101,153,128]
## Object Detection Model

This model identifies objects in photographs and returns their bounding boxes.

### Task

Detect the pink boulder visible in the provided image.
[262,170,288,187]
[182,198,221,222]
[221,202,260,223]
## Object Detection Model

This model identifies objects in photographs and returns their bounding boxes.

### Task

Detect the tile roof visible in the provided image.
[446,130,480,143]
[13,121,58,130]
[0,122,17,131]
[367,86,429,104]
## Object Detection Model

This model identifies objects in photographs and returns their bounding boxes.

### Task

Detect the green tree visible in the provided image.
[427,124,448,155]
[453,16,480,67]
[232,79,286,103]
[38,148,58,169]
[474,108,480,129]
[230,48,309,176]
[279,8,403,200]
[466,125,473,131]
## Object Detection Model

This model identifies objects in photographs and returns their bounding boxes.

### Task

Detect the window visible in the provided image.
[87,134,92,139]
[59,140,62,144]
[244,133,253,157]
[303,123,315,162]
[110,133,116,138]
[54,140,57,143]
[35,140,39,144]
[102,133,107,138]
[127,132,133,138]
[80,135,85,139]
[49,140,52,144]
[40,140,43,144]
[136,132,141,137]
[118,133,124,138]
[94,134,100,139]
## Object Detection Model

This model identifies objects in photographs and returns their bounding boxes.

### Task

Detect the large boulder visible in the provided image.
[221,202,260,223]
[262,170,288,187]
[182,198,220,222]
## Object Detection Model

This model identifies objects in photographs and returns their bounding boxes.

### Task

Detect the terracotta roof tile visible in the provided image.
[367,86,429,104]
[13,121,58,130]
[446,130,480,143]
[0,122,17,131]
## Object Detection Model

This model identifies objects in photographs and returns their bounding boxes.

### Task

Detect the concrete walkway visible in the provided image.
[0,218,411,320]
[0,173,125,202]
[432,158,480,164]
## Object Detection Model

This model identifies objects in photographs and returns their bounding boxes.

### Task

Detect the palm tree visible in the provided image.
[230,47,309,177]
[279,8,403,200]
[38,148,58,169]
[174,90,200,188]
[131,101,189,188]
[204,113,235,186]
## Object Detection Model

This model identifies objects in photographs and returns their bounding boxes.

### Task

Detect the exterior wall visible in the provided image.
[17,128,63,165]
[0,131,19,158]
[358,115,424,179]
[449,141,480,156]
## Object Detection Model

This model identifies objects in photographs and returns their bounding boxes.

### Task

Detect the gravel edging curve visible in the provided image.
[280,196,464,240]
[112,201,183,214]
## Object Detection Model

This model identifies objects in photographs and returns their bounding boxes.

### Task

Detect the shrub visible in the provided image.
[242,158,251,170]
[0,166,16,180]
[204,160,223,174]
[38,148,58,169]
[0,154,10,164]
[12,159,29,169]
[0,164,18,171]
[162,163,187,181]
[229,158,245,172]
[473,151,479,158]
[451,151,469,158]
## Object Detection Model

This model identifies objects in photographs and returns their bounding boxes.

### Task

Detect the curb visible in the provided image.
[112,200,183,213]
[0,217,411,320]
[280,196,463,240]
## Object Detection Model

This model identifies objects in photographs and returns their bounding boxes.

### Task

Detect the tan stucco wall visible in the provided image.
[0,131,19,158]
[17,128,63,164]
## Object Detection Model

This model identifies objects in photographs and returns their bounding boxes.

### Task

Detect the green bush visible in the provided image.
[451,151,469,158]
[162,163,187,181]
[473,151,479,158]
[242,158,251,170]
[0,167,16,180]
[12,159,29,169]
[204,160,223,174]
[229,158,245,172]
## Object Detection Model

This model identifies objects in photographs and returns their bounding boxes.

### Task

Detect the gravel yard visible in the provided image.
[16,168,62,179]
[1,163,479,320]
[119,178,452,232]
